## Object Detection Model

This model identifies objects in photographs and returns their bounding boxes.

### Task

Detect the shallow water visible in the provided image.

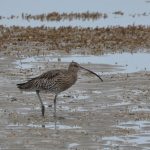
[116,120,150,130]
[1,54,150,149]
[130,105,150,112]
[15,52,150,73]
[102,134,150,149]
[102,119,150,149]
[1,1,150,149]
[1,0,149,15]
[1,0,150,27]
[1,14,150,28]
[7,122,81,130]
[68,143,80,149]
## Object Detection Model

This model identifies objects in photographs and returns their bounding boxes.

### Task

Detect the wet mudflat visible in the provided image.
[0,52,150,150]
[0,0,150,149]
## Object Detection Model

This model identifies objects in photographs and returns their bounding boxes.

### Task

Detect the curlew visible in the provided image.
[17,62,103,117]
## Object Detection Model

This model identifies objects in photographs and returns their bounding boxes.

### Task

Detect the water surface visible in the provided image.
[1,0,150,27]
[15,52,150,73]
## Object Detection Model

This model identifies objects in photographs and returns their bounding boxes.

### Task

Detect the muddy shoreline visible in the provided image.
[0,22,150,149]
[0,52,150,149]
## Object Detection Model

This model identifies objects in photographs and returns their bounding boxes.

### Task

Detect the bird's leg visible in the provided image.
[36,90,45,116]
[53,94,58,117]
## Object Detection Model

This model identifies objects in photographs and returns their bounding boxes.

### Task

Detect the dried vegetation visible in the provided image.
[0,25,150,55]
[22,11,108,21]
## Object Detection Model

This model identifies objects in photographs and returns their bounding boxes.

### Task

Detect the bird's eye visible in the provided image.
[74,64,78,67]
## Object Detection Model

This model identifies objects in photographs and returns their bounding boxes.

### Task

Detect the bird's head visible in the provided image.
[68,61,103,82]
[68,62,80,72]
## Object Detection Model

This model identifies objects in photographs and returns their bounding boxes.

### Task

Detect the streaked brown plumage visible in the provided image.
[17,62,103,117]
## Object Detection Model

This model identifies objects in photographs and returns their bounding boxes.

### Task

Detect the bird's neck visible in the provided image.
[68,70,78,84]
[68,68,78,74]
[68,67,78,74]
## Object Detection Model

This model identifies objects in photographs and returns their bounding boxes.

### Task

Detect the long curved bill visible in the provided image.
[80,66,103,82]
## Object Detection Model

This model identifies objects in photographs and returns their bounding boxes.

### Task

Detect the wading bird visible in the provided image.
[17,62,103,117]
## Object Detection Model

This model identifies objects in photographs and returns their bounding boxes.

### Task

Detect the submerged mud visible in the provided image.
[0,54,150,149]
[0,20,150,150]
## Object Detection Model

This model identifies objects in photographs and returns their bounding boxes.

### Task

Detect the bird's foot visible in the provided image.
[53,113,56,118]
[41,105,45,116]
[48,104,52,108]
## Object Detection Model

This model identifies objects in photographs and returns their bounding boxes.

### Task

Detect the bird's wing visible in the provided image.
[17,69,67,91]
[34,69,66,80]
[19,69,66,90]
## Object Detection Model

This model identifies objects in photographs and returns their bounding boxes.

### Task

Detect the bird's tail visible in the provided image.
[17,82,31,90]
